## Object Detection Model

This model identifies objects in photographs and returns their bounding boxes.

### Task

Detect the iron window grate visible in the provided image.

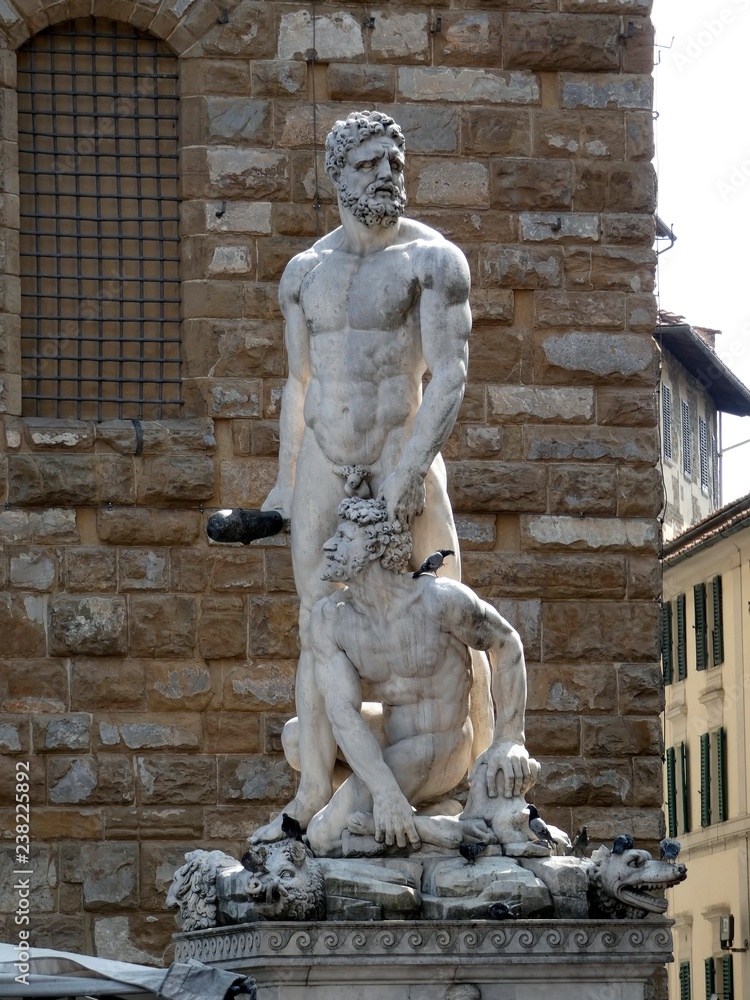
[18,17,181,421]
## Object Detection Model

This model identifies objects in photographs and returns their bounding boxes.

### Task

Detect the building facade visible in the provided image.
[0,0,662,963]
[663,498,750,1000]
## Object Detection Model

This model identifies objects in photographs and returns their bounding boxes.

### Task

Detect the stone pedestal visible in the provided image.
[175,919,673,999]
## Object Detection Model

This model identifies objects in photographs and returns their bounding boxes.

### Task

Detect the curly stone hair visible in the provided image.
[324,110,406,181]
[336,496,412,573]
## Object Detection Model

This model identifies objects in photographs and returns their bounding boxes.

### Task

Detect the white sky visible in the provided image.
[652,0,750,505]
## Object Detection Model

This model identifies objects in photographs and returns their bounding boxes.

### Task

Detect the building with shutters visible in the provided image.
[662,495,750,1000]
[655,313,750,543]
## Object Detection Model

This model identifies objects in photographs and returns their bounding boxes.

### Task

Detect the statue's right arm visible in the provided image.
[261,255,313,519]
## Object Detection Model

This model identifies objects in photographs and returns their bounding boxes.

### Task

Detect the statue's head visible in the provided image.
[324,110,407,228]
[321,497,412,582]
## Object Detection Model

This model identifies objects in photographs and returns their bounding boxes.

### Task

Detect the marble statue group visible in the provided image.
[169,111,687,929]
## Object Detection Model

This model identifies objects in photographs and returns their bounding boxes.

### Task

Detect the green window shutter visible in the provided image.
[681,741,691,834]
[695,582,708,671]
[680,961,691,1000]
[700,732,711,827]
[704,956,715,999]
[662,601,674,685]
[712,575,724,666]
[666,747,677,838]
[722,953,733,1000]
[717,727,728,823]
[677,594,688,680]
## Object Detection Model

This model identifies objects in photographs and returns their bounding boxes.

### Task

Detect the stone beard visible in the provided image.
[337,178,406,229]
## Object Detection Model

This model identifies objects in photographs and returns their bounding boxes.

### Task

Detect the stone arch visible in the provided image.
[0,0,223,54]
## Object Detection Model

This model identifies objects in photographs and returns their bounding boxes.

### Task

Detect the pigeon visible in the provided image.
[527,804,556,849]
[612,834,635,855]
[240,849,263,872]
[459,841,488,866]
[659,838,681,863]
[281,813,304,842]
[413,549,455,578]
[571,825,589,857]
[488,901,518,921]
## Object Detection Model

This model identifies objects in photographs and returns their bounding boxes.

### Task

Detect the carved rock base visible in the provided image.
[175,918,673,999]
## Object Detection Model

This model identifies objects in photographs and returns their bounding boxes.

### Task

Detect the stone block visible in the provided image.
[0,846,56,914]
[479,244,563,288]
[582,717,661,756]
[290,150,336,205]
[526,713,581,755]
[139,843,201,912]
[434,11,503,66]
[0,714,28,753]
[30,509,79,544]
[65,548,117,593]
[570,805,663,844]
[251,59,307,98]
[8,455,134,505]
[458,385,487,423]
[204,710,261,753]
[608,162,657,213]
[627,293,657,331]
[104,806,205,840]
[97,714,201,751]
[257,237,314,281]
[463,551,625,598]
[208,549,265,592]
[198,594,247,659]
[617,466,663,516]
[204,147,290,200]
[549,465,617,517]
[419,209,516,244]
[275,102,344,149]
[223,660,295,712]
[447,461,547,512]
[561,73,653,109]
[521,211,601,242]
[118,549,168,592]
[29,915,85,951]
[265,548,295,592]
[633,756,663,808]
[197,199,272,236]
[48,596,128,656]
[0,313,21,371]
[218,754,295,802]
[170,548,211,593]
[181,57,253,97]
[184,318,284,379]
[271,203,318,237]
[454,513,496,550]
[248,596,300,657]
[370,12,429,62]
[532,110,625,159]
[184,377,263,419]
[398,67,539,105]
[250,420,281,457]
[506,14,620,70]
[194,0,274,57]
[70,658,146,711]
[148,662,215,711]
[33,714,91,752]
[470,288,516,324]
[96,508,200,546]
[9,546,57,591]
[374,104,460,154]
[617,663,663,716]
[220,458,280,507]
[204,243,253,276]
[535,332,656,386]
[526,426,656,464]
[262,711,293,755]
[0,509,30,543]
[462,110,531,159]
[531,758,632,807]
[137,456,215,503]
[201,97,271,145]
[23,417,94,450]
[136,754,217,805]
[488,385,593,423]
[520,514,657,552]
[534,290,624,328]
[560,0,652,9]
[47,755,135,806]
[327,64,394,102]
[542,600,660,661]
[1,659,67,713]
[627,554,660,600]
[602,213,655,245]
[491,159,572,210]
[566,246,655,293]
[527,663,616,713]
[61,842,138,910]
[597,387,656,426]
[278,10,364,60]
[129,596,196,657]
[461,425,503,458]
[411,157,489,208]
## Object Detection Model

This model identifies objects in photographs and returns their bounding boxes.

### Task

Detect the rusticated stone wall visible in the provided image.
[0,0,662,964]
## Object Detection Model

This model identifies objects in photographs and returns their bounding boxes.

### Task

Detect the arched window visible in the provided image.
[18,17,181,420]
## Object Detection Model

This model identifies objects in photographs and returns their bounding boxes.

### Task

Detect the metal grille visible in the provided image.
[18,18,181,420]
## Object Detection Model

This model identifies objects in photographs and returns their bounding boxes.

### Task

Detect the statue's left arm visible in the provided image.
[443,587,539,799]
[379,241,470,524]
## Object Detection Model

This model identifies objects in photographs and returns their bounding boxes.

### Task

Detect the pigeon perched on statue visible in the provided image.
[571,825,589,857]
[281,813,304,842]
[412,549,454,578]
[659,838,681,862]
[488,901,519,921]
[612,834,636,855]
[458,842,488,866]
[527,804,556,849]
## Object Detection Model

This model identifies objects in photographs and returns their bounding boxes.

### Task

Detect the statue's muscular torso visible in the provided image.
[287,219,458,468]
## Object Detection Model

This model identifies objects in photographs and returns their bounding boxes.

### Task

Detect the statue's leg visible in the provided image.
[411,457,494,761]
[281,703,386,788]
[249,436,344,844]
